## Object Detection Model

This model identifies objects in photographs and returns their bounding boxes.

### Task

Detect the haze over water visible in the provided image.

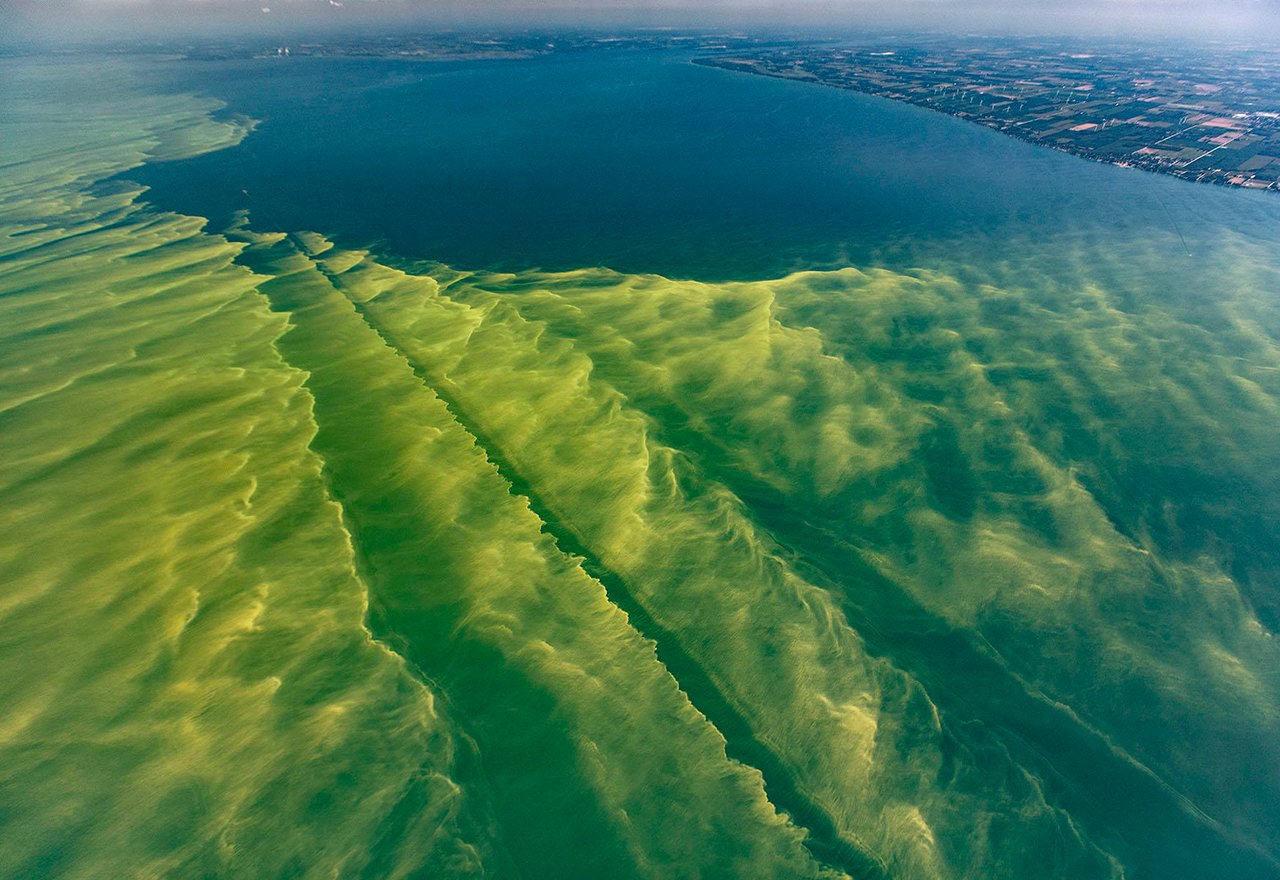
[4,37,1280,880]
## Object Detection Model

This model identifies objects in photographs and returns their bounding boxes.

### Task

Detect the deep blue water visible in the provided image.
[129,48,1280,280]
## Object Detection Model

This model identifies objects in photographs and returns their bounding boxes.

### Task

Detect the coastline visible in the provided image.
[693,56,1280,195]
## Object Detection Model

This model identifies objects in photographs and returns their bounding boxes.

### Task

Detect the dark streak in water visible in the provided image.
[295,243,888,880]
[639,416,1280,880]
[239,235,647,880]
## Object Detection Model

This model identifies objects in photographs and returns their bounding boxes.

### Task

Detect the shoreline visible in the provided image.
[693,56,1280,196]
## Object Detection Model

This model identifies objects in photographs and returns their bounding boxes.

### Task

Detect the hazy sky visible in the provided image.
[5,0,1280,41]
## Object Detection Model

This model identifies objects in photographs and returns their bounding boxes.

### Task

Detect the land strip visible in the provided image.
[696,39,1280,192]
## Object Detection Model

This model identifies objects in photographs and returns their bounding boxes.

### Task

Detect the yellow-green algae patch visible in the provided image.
[0,62,501,879]
[314,249,1122,879]
[0,59,833,880]
[231,230,834,879]
[303,235,1280,877]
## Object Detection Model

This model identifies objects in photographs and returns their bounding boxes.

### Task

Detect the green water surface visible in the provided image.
[2,47,1280,880]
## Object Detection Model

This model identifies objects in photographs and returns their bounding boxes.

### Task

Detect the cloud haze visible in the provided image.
[5,0,1280,42]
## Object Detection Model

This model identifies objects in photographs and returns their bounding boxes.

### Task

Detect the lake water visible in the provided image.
[4,45,1280,880]
[131,49,1280,280]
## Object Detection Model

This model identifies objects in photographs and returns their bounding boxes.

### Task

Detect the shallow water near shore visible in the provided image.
[3,47,1280,879]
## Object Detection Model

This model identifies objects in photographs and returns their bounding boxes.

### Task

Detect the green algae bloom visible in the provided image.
[2,54,1280,880]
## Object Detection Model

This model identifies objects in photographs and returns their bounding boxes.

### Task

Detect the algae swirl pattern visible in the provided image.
[2,58,1279,880]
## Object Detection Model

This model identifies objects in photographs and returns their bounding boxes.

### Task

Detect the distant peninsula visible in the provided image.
[695,39,1280,193]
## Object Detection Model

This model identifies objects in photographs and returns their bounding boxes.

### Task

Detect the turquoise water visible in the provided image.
[3,45,1280,879]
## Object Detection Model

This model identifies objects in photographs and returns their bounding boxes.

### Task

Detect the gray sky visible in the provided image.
[5,0,1280,42]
